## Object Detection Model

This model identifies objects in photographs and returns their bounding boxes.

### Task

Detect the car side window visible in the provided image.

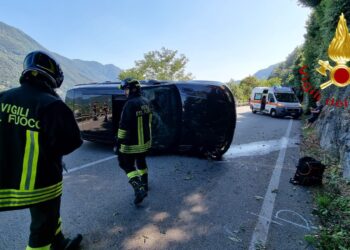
[268,93,275,103]
[254,93,262,100]
[142,85,181,148]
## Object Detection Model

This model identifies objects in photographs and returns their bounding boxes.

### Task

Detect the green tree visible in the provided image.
[119,47,194,81]
[297,0,321,8]
[118,68,145,80]
[269,47,303,84]
[238,76,259,102]
[240,76,260,88]
[263,77,282,87]
[228,76,280,103]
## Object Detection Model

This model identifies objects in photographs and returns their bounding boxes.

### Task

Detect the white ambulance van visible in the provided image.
[249,86,302,118]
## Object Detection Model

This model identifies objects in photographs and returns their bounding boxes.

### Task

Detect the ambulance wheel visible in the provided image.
[270,109,277,117]
[250,105,256,113]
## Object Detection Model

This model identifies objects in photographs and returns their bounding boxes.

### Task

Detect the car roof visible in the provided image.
[252,86,294,93]
[70,80,224,90]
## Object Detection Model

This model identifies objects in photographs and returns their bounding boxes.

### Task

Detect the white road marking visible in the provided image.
[64,133,298,175]
[275,210,312,231]
[63,155,116,175]
[224,137,298,159]
[249,209,317,231]
[249,119,293,250]
[249,212,283,226]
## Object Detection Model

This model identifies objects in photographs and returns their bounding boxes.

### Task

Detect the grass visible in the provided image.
[301,119,350,250]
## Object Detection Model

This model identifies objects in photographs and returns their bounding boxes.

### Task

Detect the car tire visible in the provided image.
[270,109,277,118]
[252,109,257,114]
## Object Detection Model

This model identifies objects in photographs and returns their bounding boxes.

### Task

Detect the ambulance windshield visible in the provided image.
[275,93,299,103]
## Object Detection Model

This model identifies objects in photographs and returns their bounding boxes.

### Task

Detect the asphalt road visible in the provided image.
[0,106,318,250]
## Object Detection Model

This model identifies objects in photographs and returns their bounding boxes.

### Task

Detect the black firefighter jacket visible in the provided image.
[117,93,152,154]
[0,81,82,211]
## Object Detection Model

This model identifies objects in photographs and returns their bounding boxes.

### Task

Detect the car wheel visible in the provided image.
[199,139,230,160]
[270,109,277,117]
[250,105,256,113]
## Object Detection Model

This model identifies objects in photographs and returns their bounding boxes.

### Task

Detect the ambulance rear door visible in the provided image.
[252,92,262,111]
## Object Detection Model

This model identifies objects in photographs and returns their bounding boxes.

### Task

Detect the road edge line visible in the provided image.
[64,155,117,175]
[249,119,293,249]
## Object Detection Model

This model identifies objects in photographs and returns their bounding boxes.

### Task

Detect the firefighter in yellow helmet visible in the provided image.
[0,51,83,249]
[117,78,152,205]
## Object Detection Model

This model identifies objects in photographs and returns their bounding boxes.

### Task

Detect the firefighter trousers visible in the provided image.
[118,152,148,178]
[27,196,62,249]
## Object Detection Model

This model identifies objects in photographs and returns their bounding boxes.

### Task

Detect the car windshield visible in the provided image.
[275,93,299,103]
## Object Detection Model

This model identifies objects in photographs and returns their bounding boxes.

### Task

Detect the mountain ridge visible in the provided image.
[253,62,281,80]
[0,21,121,95]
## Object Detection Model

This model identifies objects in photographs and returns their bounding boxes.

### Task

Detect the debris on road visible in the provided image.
[184,171,193,180]
[255,195,264,200]
[228,235,242,243]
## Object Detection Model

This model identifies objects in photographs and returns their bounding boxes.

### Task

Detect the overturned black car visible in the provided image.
[65,80,236,158]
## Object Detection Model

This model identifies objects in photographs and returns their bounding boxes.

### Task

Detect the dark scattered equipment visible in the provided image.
[290,156,325,186]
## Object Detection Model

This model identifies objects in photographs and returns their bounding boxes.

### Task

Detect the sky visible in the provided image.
[1,0,311,82]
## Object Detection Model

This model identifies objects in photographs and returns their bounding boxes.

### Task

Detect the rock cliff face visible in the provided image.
[315,86,350,179]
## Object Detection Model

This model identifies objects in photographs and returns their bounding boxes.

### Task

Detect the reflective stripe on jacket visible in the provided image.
[117,93,152,154]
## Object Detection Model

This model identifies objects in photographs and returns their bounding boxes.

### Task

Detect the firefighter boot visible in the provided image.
[51,232,83,250]
[140,173,148,191]
[129,177,147,204]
